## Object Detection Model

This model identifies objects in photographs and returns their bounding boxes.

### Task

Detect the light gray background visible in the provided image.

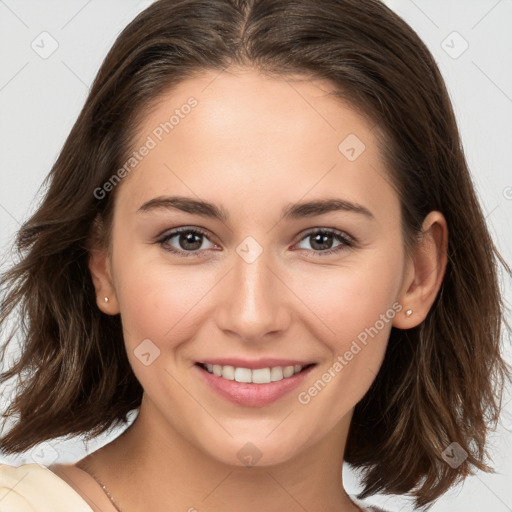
[0,1,511,511]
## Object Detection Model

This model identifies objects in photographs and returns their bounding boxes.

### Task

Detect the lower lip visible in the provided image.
[195,364,315,407]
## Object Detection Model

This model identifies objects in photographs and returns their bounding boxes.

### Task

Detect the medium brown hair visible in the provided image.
[1,0,509,507]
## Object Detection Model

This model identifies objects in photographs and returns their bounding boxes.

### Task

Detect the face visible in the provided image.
[93,68,413,467]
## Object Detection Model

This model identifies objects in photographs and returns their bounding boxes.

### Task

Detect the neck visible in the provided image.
[80,395,360,512]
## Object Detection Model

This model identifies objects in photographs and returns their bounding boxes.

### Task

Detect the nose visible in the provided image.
[214,248,292,342]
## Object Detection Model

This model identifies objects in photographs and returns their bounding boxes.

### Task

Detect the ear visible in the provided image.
[393,211,448,329]
[88,219,120,315]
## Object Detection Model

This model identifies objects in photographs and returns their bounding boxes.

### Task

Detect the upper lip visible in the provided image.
[197,358,316,370]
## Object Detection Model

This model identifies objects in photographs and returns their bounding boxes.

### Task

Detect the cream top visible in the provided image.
[0,463,93,511]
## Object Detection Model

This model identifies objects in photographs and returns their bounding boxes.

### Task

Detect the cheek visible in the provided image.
[114,259,221,405]
[289,249,403,408]
[114,257,216,352]
[294,249,403,346]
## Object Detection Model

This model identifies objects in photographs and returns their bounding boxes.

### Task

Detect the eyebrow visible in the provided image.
[137,196,375,221]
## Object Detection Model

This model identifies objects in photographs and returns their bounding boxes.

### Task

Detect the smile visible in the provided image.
[200,363,305,383]
[195,360,316,407]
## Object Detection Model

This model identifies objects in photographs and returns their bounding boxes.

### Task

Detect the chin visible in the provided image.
[193,428,313,469]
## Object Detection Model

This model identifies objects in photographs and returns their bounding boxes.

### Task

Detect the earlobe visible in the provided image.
[88,247,120,315]
[393,211,448,329]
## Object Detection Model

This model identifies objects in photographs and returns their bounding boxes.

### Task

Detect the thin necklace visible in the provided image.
[76,461,364,512]
[76,461,123,512]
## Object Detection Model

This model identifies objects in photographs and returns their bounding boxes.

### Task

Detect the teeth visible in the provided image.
[283,366,294,378]
[252,368,271,384]
[270,366,283,381]
[234,367,252,383]
[204,363,304,383]
[221,365,235,380]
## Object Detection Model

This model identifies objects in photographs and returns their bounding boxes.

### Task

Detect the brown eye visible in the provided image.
[295,228,354,256]
[158,227,216,257]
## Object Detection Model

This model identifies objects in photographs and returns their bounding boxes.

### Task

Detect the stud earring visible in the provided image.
[104,297,109,303]
[405,309,413,317]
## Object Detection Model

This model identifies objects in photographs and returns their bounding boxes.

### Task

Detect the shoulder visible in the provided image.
[0,463,93,512]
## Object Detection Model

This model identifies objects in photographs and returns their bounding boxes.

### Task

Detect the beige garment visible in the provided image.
[0,463,93,512]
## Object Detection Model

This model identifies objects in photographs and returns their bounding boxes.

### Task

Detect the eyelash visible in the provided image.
[156,226,356,258]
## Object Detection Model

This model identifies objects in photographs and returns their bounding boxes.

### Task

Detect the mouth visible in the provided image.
[194,360,317,407]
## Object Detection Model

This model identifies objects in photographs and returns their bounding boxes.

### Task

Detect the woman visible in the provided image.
[0,0,509,511]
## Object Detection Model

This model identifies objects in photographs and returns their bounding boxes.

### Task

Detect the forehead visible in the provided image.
[116,67,398,224]
[136,67,374,152]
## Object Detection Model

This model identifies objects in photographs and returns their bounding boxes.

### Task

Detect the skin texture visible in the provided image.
[69,67,448,512]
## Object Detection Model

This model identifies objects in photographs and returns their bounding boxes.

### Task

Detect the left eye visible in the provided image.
[295,229,354,255]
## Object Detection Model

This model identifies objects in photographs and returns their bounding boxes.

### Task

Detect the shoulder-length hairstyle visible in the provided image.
[1,0,509,507]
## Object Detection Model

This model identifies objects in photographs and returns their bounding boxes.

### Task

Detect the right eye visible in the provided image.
[157,227,219,257]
